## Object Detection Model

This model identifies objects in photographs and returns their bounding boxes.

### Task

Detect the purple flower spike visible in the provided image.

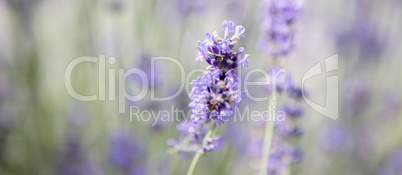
[189,20,249,125]
[168,20,249,155]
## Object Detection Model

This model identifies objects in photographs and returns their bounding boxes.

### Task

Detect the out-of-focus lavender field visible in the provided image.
[0,0,401,174]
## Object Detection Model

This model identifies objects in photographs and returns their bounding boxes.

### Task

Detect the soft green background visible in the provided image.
[0,0,401,174]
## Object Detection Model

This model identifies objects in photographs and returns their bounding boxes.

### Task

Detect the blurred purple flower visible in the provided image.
[319,124,352,151]
[248,138,301,175]
[175,0,207,15]
[59,136,102,175]
[285,76,304,99]
[107,131,146,175]
[347,78,370,115]
[279,104,304,118]
[266,144,302,175]
[275,121,303,138]
[336,20,386,62]
[377,149,402,175]
[271,74,305,138]
[258,0,304,58]
[257,65,306,172]
[130,51,163,90]
[106,0,124,13]
[255,0,305,173]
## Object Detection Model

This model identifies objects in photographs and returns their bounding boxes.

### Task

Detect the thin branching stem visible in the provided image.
[186,124,217,175]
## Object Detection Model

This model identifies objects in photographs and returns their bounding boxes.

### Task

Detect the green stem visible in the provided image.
[186,124,217,175]
[259,120,275,175]
[259,97,278,175]
[259,57,282,175]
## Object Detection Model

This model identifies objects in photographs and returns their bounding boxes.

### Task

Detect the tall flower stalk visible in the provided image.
[258,0,304,174]
[168,20,249,175]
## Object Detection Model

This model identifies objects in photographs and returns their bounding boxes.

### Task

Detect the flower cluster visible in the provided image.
[169,20,248,155]
[196,20,249,70]
[189,68,241,125]
[258,0,304,57]
[190,20,249,125]
[167,121,224,154]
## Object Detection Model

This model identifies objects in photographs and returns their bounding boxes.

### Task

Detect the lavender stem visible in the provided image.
[259,99,277,175]
[186,124,217,175]
[260,123,274,175]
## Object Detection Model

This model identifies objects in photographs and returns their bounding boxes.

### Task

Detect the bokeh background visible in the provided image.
[0,0,401,174]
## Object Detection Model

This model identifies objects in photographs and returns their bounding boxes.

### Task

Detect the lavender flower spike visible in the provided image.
[191,20,249,126]
[170,20,249,175]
